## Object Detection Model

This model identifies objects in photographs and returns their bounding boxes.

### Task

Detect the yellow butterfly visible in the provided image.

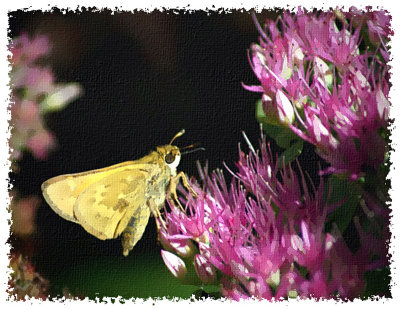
[41,130,197,256]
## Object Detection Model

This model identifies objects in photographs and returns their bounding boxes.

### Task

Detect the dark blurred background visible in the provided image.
[8,9,292,298]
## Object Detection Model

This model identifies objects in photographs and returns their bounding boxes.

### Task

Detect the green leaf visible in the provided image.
[202,284,222,294]
[256,99,283,127]
[255,98,268,124]
[192,284,223,300]
[363,267,391,298]
[274,128,300,149]
[326,176,361,234]
[278,140,303,168]
[259,121,301,150]
[52,253,199,299]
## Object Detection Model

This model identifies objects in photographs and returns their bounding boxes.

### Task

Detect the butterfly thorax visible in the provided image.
[147,146,180,207]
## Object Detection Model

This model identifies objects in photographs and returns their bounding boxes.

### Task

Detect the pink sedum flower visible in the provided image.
[13,100,39,124]
[159,134,381,300]
[343,7,393,48]
[245,8,391,179]
[8,34,82,250]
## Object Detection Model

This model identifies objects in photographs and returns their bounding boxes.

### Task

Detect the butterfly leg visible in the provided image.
[175,171,198,198]
[168,175,186,212]
[155,209,167,231]
[148,198,167,231]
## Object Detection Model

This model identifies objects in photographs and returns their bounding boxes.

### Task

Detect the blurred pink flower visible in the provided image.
[10,194,40,237]
[9,33,50,66]
[12,67,55,99]
[26,131,56,160]
[13,100,39,124]
[8,33,81,162]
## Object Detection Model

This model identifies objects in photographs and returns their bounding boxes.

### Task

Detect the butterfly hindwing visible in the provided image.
[73,168,150,240]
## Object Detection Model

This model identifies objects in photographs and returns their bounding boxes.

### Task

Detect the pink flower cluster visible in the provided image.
[159,135,384,300]
[9,33,81,161]
[244,9,391,180]
[344,6,392,53]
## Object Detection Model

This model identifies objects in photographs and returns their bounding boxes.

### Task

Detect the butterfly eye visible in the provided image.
[165,152,175,164]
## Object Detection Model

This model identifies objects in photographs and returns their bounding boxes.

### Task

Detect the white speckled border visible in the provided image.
[1,1,398,307]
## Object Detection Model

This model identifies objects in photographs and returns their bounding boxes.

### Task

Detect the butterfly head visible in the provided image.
[156,129,203,175]
[156,145,181,174]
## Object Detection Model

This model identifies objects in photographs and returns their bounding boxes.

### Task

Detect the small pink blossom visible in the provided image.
[344,7,392,47]
[12,67,55,99]
[194,254,216,284]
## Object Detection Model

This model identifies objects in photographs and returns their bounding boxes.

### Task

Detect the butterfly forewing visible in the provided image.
[41,161,138,223]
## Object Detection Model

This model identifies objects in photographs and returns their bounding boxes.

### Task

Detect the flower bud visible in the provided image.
[159,231,194,258]
[290,234,304,254]
[376,87,389,121]
[276,90,295,124]
[169,236,195,258]
[314,57,333,88]
[324,233,336,251]
[160,250,187,280]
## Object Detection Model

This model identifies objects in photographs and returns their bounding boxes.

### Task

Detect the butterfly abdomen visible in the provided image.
[121,205,151,256]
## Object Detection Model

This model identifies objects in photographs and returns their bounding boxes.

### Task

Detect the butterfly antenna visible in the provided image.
[180,143,205,155]
[169,129,185,145]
